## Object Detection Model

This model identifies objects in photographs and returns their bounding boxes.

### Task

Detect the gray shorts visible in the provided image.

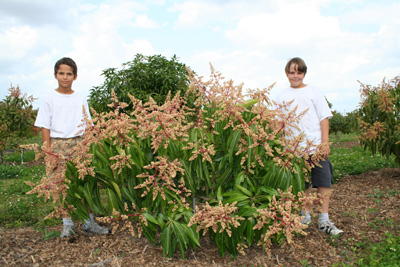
[305,158,333,189]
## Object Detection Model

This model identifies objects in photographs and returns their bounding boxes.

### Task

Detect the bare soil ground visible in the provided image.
[1,141,400,267]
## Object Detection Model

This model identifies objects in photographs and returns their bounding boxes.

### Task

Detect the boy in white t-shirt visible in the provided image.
[275,57,343,236]
[34,57,109,237]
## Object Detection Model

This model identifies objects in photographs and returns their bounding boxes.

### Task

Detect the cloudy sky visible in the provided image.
[1,0,399,113]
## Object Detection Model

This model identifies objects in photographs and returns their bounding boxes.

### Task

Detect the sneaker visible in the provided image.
[84,220,109,235]
[61,225,75,238]
[319,221,344,236]
[301,216,312,226]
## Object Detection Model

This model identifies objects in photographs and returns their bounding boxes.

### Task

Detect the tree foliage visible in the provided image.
[357,76,400,164]
[89,54,191,113]
[330,111,357,140]
[0,85,37,163]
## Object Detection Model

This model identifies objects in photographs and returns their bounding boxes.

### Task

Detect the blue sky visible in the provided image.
[1,0,399,113]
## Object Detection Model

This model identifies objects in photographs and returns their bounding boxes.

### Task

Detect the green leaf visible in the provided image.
[161,223,173,258]
[260,186,279,196]
[106,188,121,212]
[142,213,161,226]
[222,191,249,204]
[110,181,122,200]
[237,206,257,217]
[235,184,253,197]
[217,186,223,201]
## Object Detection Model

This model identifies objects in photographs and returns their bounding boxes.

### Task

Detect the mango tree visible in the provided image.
[26,67,324,259]
[358,76,400,164]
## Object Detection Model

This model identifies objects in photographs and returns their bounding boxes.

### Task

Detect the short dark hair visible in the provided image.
[285,57,307,74]
[54,57,77,77]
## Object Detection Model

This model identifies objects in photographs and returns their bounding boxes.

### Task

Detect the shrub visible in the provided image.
[26,66,325,259]
[0,85,37,164]
[357,76,400,164]
[89,54,191,113]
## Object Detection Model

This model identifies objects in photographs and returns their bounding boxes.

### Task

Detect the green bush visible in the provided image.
[89,54,192,113]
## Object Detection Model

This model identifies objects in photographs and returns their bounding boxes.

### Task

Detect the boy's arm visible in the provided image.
[320,118,330,158]
[41,128,51,149]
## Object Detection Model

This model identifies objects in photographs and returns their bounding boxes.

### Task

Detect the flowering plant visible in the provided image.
[358,76,400,164]
[25,65,325,259]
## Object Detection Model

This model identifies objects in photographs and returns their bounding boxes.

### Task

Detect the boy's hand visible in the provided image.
[321,142,331,159]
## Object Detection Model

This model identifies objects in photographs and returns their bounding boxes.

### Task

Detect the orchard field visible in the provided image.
[0,58,399,266]
[0,137,399,266]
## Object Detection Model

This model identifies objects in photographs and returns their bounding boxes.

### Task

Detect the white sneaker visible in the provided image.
[301,216,312,226]
[319,221,344,236]
[84,220,109,235]
[60,225,75,238]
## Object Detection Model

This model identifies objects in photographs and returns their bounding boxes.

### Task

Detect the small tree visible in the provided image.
[0,85,37,163]
[89,54,191,113]
[330,111,356,142]
[358,76,400,164]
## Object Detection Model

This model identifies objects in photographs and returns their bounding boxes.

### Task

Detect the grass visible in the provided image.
[330,134,397,182]
[0,132,399,266]
[0,151,58,229]
[333,231,400,267]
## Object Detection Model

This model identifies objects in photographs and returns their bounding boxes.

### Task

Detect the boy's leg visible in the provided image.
[318,187,330,214]
[311,159,343,235]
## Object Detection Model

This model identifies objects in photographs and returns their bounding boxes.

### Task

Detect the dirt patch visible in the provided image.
[1,158,400,266]
[331,140,360,150]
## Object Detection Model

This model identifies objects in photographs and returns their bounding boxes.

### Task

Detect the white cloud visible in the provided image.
[1,0,399,115]
[225,2,341,47]
[0,26,37,60]
[133,14,159,28]
[0,0,76,27]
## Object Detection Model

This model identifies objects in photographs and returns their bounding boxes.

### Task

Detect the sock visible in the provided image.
[301,210,311,220]
[319,213,329,224]
[63,217,74,226]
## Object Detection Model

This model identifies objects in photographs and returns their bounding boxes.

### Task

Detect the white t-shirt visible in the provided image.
[275,84,332,149]
[34,90,91,138]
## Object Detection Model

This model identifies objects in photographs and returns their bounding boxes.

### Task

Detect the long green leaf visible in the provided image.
[161,223,173,257]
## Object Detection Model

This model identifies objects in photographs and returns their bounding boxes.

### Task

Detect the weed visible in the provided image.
[354,232,400,266]
[42,227,61,239]
[299,259,314,267]
[367,207,377,213]
[343,211,357,217]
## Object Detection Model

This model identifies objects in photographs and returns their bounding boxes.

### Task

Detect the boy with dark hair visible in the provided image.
[275,57,343,236]
[34,57,109,237]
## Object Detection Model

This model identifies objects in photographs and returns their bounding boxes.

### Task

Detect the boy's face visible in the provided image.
[54,64,77,90]
[286,63,306,89]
